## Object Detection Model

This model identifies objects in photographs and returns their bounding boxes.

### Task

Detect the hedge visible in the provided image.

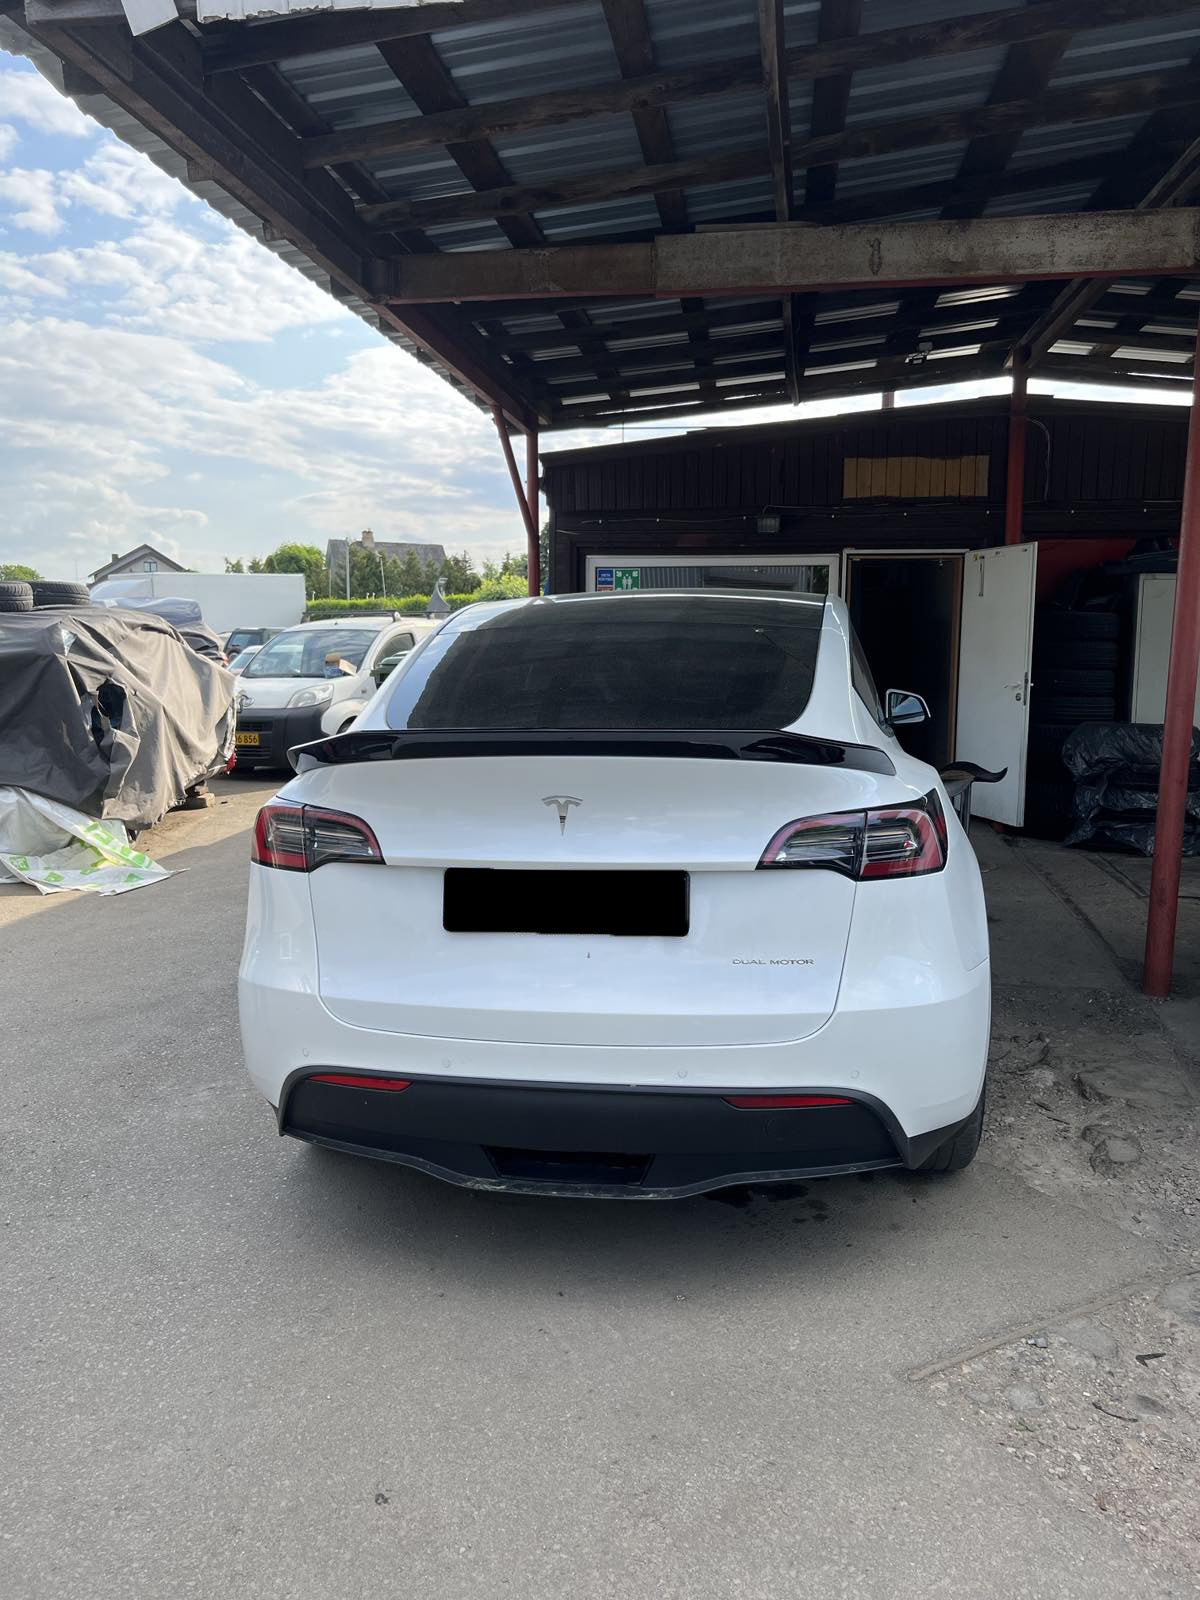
[305,576,528,621]
[304,594,472,620]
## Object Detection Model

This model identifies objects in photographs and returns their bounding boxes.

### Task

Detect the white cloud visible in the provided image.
[60,142,187,220]
[1,212,351,340]
[0,123,17,161]
[0,315,529,578]
[0,59,93,139]
[0,167,63,233]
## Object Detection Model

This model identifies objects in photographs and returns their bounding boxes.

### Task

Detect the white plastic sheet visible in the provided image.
[197,0,439,20]
[0,788,173,895]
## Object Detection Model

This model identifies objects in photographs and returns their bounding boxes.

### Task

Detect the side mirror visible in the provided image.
[885,688,930,726]
[372,650,409,686]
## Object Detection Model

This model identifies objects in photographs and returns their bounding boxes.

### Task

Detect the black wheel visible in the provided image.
[1033,640,1120,670]
[1023,779,1076,838]
[917,1086,985,1174]
[31,579,90,607]
[1027,721,1079,763]
[1035,698,1118,722]
[1036,609,1120,641]
[1036,666,1118,694]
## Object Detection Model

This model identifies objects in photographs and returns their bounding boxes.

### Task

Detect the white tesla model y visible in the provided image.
[239,592,990,1198]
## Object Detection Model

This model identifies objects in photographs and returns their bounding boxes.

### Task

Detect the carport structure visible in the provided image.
[6,0,1200,990]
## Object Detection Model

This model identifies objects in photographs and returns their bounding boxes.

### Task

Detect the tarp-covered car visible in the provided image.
[0,606,236,830]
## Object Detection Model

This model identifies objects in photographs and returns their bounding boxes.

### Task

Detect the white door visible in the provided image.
[955,544,1037,827]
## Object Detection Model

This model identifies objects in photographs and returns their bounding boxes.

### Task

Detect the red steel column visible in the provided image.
[525,427,541,596]
[1004,352,1028,546]
[1143,320,1200,996]
[492,406,539,594]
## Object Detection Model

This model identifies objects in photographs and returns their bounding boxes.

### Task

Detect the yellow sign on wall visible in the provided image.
[843,454,990,499]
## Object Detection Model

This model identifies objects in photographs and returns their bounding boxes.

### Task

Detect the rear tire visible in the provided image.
[916,1086,985,1174]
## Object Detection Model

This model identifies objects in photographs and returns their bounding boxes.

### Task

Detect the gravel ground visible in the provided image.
[928,1277,1200,1590]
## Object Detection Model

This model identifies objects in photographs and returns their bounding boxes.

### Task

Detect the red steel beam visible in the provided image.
[1143,319,1200,997]
[493,406,540,593]
[1004,352,1027,546]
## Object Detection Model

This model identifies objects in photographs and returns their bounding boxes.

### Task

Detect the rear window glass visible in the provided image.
[385,595,824,731]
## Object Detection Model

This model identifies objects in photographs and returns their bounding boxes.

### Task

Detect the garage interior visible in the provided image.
[542,394,1195,805]
[5,0,1200,999]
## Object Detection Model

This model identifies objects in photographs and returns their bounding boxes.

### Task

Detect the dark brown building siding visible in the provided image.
[543,399,1186,594]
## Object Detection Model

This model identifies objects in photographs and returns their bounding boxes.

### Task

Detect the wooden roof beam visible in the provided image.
[599,0,718,406]
[295,0,1193,164]
[374,31,626,407]
[356,66,1200,230]
[383,209,1200,303]
[1019,133,1200,365]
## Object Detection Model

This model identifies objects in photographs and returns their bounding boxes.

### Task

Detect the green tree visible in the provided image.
[224,557,245,573]
[394,551,426,597]
[441,550,480,592]
[0,563,41,582]
[248,557,265,573]
[261,542,328,599]
[348,541,385,599]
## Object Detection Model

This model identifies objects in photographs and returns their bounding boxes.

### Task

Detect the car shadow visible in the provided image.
[277,1141,972,1308]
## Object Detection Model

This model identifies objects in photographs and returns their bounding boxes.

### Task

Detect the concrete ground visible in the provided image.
[2,779,1198,1598]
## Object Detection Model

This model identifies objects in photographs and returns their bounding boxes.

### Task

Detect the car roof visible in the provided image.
[287,615,439,632]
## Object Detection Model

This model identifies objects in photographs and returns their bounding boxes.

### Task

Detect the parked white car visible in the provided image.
[239,592,991,1197]
[227,645,261,675]
[232,615,444,769]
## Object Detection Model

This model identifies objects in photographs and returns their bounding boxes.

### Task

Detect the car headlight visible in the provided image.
[288,683,335,708]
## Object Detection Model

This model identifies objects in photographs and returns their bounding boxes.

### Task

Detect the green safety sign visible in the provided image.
[614,568,641,590]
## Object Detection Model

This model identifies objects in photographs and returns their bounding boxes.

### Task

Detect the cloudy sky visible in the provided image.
[0,45,1185,584]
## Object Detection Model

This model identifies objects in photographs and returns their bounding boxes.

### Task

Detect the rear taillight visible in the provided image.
[758,789,947,879]
[252,804,382,872]
[310,1073,410,1091]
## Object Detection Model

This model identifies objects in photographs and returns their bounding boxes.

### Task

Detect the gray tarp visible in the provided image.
[0,606,235,829]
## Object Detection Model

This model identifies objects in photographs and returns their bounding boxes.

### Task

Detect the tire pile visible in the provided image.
[1025,609,1122,839]
[1062,723,1200,856]
[0,580,91,613]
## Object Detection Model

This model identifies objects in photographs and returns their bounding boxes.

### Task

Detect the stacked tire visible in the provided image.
[0,581,34,612]
[1025,610,1122,839]
[31,580,91,608]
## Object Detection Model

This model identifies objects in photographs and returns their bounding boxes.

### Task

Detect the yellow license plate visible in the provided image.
[235,731,261,747]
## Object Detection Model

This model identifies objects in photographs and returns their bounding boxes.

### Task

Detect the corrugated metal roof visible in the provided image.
[10,0,1200,429]
[433,2,616,101]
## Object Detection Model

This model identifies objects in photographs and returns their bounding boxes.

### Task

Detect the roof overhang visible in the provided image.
[9,0,1200,431]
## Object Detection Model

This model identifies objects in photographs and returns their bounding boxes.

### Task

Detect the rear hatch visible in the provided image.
[305,754,894,1047]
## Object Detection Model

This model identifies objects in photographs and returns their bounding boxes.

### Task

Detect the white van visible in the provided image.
[232,614,444,769]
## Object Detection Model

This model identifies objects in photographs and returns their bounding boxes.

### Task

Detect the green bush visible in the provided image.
[305,595,431,620]
[304,581,526,622]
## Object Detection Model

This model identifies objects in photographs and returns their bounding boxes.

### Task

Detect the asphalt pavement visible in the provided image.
[1,778,1189,1598]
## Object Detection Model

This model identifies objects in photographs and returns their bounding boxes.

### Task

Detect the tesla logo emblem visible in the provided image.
[542,795,582,833]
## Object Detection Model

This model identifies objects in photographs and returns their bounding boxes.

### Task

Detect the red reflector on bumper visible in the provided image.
[310,1074,412,1092]
[723,1094,852,1109]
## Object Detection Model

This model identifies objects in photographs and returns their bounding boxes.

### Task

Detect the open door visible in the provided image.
[955,544,1037,826]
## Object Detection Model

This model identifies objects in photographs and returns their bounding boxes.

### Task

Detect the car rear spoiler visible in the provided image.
[289,728,896,777]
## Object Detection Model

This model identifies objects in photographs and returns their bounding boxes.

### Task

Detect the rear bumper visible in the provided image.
[279,1074,963,1198]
